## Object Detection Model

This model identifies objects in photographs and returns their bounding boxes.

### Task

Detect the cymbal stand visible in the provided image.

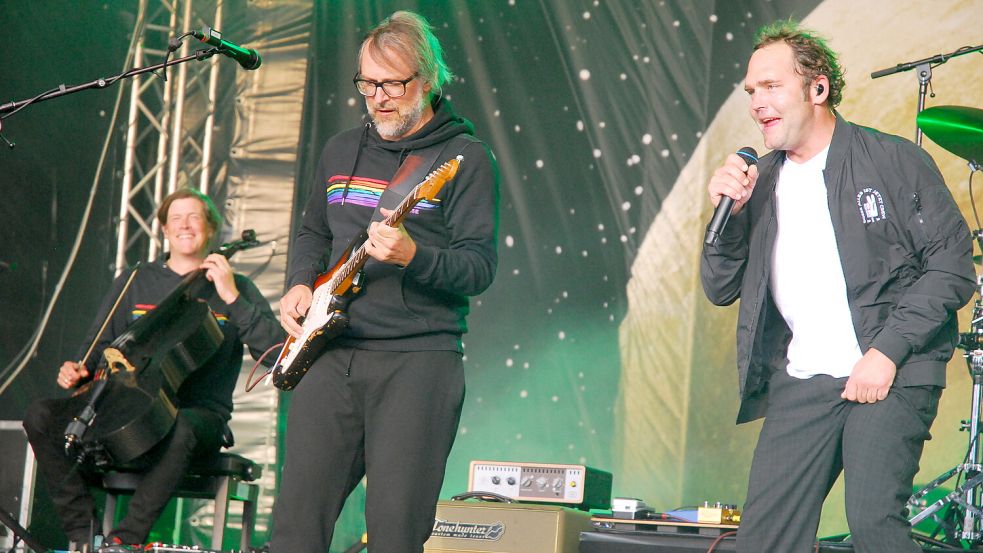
[908,231,983,544]
[913,62,931,147]
[870,42,983,146]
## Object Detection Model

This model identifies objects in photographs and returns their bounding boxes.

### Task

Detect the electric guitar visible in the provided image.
[271,155,462,390]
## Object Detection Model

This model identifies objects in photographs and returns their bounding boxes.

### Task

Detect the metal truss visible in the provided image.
[114,0,229,274]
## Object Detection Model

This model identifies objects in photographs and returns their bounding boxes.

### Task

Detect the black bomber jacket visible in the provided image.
[701,114,975,423]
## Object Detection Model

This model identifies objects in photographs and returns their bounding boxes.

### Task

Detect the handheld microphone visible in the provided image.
[192,26,262,70]
[704,147,759,246]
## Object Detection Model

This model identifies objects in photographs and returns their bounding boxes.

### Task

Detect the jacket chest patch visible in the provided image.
[857,188,887,224]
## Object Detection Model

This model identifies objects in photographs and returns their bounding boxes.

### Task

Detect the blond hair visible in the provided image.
[359,11,454,96]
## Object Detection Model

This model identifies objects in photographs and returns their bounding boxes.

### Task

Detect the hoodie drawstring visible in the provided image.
[340,123,370,206]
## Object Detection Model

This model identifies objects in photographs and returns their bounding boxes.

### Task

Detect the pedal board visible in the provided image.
[57,543,244,553]
[145,544,236,553]
[468,460,612,510]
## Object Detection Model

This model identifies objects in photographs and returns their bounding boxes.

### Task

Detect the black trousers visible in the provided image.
[270,347,465,553]
[736,370,941,553]
[23,395,225,545]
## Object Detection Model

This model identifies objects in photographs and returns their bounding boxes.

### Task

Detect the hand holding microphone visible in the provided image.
[704,147,759,246]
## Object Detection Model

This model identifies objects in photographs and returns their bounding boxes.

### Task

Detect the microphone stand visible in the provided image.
[870,43,983,147]
[0,46,223,147]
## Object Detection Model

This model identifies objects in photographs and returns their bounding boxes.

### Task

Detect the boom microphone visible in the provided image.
[192,26,262,70]
[704,147,759,246]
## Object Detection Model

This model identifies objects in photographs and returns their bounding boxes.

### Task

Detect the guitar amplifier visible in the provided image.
[468,460,612,510]
[424,500,591,553]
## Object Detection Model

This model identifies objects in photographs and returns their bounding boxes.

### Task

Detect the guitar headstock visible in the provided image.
[414,155,462,201]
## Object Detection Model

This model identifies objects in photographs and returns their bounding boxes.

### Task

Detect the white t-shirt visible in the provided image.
[769,146,862,379]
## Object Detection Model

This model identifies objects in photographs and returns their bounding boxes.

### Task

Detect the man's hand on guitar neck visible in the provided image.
[365,208,417,267]
[280,284,313,338]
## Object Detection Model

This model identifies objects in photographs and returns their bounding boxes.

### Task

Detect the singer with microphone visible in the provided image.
[22,189,281,553]
[700,20,974,553]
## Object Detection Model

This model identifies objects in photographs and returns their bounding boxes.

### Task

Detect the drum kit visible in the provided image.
[905,104,983,545]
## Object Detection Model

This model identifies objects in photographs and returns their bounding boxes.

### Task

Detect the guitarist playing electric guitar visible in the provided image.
[270,11,500,553]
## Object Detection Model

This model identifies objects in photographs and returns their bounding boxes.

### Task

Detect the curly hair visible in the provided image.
[754,19,845,109]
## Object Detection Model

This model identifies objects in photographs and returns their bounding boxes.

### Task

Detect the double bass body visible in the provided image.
[83,296,224,465]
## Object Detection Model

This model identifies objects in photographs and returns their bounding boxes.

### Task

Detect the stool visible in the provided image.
[100,452,261,551]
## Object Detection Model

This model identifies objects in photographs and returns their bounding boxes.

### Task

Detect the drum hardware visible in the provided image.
[907,104,983,543]
[871,42,983,146]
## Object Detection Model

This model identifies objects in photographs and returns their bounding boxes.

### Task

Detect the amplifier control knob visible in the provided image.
[507,476,516,486]
[491,476,501,485]
[536,476,548,491]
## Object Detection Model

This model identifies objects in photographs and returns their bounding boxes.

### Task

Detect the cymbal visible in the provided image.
[917,105,983,164]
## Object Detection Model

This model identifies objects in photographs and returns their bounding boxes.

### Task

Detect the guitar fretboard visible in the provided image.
[326,156,460,294]
[328,178,425,291]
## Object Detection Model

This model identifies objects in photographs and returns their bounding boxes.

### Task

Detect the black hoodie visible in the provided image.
[288,97,499,352]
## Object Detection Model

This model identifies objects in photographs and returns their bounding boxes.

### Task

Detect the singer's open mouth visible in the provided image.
[760,117,780,128]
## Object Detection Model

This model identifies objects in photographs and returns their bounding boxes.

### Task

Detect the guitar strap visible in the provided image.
[369,133,478,223]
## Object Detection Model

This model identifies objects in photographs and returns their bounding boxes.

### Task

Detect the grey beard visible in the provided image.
[372,99,425,140]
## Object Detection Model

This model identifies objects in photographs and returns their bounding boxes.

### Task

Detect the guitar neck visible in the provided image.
[328,187,422,292]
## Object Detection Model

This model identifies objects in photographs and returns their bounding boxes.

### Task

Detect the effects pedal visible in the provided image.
[696,502,741,524]
[611,497,654,520]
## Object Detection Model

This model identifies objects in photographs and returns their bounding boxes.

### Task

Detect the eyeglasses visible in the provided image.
[353,73,418,98]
